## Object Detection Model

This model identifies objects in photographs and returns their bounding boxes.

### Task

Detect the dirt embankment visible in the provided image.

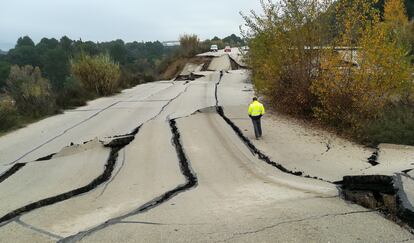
[162,56,212,80]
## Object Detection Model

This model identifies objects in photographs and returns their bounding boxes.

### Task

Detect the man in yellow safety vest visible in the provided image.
[248,97,265,139]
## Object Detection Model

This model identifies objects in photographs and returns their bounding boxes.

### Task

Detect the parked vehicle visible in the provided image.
[210,45,218,52]
[224,46,231,52]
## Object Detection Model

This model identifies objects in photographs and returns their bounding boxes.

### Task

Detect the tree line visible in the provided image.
[0,36,172,92]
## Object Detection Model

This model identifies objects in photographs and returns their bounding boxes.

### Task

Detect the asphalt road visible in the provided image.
[0,52,413,242]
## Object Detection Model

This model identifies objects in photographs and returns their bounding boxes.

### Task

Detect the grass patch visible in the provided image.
[358,104,414,146]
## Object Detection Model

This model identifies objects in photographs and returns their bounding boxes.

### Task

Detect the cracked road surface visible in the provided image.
[0,52,413,242]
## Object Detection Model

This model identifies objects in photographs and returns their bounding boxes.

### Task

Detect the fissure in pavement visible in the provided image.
[214,74,413,232]
[0,163,26,184]
[340,175,414,232]
[0,81,192,230]
[0,152,57,185]
[60,119,198,242]
[214,76,329,182]
[0,127,140,225]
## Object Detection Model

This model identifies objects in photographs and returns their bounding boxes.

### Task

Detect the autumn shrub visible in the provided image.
[6,65,57,117]
[244,0,414,144]
[0,97,19,132]
[242,0,332,116]
[179,34,200,57]
[71,54,121,96]
[311,0,412,130]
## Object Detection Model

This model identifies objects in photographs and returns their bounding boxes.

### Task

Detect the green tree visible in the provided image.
[223,34,245,46]
[41,48,70,90]
[7,45,40,67]
[108,39,127,64]
[60,36,73,54]
[74,40,100,56]
[37,38,59,50]
[16,36,35,48]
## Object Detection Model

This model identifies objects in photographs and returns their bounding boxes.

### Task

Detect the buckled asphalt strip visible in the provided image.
[59,119,198,243]
[0,130,138,225]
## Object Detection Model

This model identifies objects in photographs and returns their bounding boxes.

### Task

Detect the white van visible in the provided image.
[210,45,218,52]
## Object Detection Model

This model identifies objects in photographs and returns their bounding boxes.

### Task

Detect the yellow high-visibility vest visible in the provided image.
[248,101,265,116]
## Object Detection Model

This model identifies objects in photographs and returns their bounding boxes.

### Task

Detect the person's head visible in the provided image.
[252,97,257,101]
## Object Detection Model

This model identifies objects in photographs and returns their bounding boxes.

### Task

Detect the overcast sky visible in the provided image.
[0,0,263,50]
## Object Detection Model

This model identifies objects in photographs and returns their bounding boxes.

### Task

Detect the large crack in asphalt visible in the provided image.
[59,119,198,243]
[0,133,137,225]
[214,73,413,233]
[213,75,329,182]
[0,163,26,184]
[0,82,191,229]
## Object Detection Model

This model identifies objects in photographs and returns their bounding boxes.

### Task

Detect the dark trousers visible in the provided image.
[251,116,262,139]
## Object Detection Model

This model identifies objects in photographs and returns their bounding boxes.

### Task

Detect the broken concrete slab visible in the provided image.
[0,140,110,220]
[228,51,247,67]
[340,174,414,229]
[208,55,232,71]
[397,174,414,228]
[158,81,217,120]
[217,69,253,107]
[20,120,185,237]
[179,63,204,76]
